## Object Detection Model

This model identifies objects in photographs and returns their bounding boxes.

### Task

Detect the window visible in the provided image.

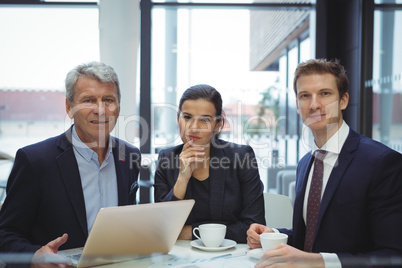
[0,6,99,186]
[150,3,313,191]
[371,8,402,153]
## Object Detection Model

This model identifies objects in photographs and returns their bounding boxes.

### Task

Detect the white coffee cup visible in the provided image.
[193,223,226,248]
[260,232,288,252]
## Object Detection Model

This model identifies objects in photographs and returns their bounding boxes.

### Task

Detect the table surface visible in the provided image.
[101,240,259,268]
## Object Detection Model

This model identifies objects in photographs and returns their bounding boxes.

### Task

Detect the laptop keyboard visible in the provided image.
[69,253,81,261]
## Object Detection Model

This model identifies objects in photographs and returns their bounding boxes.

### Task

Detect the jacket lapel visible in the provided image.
[294,154,314,217]
[57,127,88,237]
[208,140,225,221]
[113,138,128,205]
[315,129,359,238]
[113,138,140,205]
[293,153,314,248]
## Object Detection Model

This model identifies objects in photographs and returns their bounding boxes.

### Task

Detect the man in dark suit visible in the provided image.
[247,59,402,267]
[0,62,141,262]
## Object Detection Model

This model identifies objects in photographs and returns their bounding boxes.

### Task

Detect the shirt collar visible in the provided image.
[72,125,113,162]
[312,121,350,155]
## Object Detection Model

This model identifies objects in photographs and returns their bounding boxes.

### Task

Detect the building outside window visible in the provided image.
[371,2,402,153]
[0,1,315,201]
[150,1,313,192]
[0,5,99,196]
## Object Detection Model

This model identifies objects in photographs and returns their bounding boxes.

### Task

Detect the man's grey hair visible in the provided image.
[65,61,120,103]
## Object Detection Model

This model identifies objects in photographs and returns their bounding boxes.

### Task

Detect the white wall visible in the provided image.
[99,0,140,144]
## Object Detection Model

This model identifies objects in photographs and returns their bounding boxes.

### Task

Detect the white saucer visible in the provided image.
[190,239,237,251]
[247,248,264,259]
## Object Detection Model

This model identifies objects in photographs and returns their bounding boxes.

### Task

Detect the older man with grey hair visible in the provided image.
[0,62,141,263]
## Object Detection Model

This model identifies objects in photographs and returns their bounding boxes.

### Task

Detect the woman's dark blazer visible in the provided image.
[154,139,265,243]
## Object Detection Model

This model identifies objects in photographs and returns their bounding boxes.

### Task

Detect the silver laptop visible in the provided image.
[58,199,195,268]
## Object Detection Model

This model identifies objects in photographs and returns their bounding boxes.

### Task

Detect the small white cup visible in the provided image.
[260,232,288,252]
[193,223,226,248]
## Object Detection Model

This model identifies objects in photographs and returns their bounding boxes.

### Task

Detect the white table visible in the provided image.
[0,240,261,268]
[102,240,259,267]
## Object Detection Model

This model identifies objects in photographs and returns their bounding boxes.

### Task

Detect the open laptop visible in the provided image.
[58,199,195,268]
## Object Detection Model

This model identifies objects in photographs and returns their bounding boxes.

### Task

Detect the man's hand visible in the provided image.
[247,223,275,249]
[255,244,325,268]
[31,233,72,268]
[35,233,69,255]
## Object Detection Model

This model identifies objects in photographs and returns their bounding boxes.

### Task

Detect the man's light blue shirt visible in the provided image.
[72,126,118,233]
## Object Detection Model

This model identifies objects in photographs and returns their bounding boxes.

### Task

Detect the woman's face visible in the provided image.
[178,99,222,146]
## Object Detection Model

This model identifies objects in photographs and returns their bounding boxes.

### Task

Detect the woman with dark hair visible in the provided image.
[154,84,265,244]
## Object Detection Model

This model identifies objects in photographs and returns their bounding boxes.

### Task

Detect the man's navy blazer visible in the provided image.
[281,128,402,267]
[154,139,266,243]
[0,127,141,253]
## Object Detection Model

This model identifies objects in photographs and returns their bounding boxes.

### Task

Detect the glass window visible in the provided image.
[298,37,312,157]
[278,55,288,138]
[277,55,288,167]
[287,45,298,136]
[371,9,402,153]
[286,45,299,165]
[375,0,402,3]
[43,0,98,2]
[152,7,278,143]
[0,6,99,185]
[152,0,312,3]
[151,6,312,190]
[299,37,311,62]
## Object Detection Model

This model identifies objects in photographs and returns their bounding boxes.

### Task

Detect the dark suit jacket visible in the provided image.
[281,128,402,267]
[154,139,266,243]
[0,127,141,253]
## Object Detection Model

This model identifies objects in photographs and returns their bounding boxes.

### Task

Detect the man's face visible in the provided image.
[66,76,120,148]
[296,73,349,136]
